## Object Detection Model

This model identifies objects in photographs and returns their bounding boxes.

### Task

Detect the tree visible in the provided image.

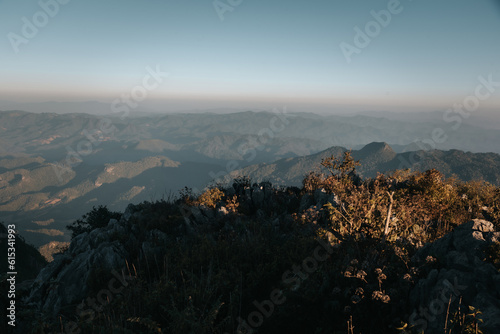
[67,205,122,239]
[321,150,361,180]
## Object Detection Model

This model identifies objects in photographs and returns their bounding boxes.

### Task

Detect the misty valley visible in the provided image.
[2,109,500,251]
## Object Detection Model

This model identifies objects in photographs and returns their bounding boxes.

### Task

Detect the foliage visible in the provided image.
[196,187,225,209]
[446,304,484,334]
[28,152,500,334]
[304,154,500,245]
[321,150,361,178]
[66,205,122,238]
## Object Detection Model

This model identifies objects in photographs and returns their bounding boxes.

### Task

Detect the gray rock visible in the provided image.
[189,206,206,223]
[452,219,494,252]
[108,218,119,228]
[27,213,134,318]
[314,188,328,206]
[445,251,471,271]
[29,239,129,316]
[252,187,265,207]
[327,193,340,207]
[199,205,214,219]
[408,220,500,334]
[69,231,90,254]
[149,229,168,245]
[122,204,136,222]
[299,194,313,212]
[217,206,229,218]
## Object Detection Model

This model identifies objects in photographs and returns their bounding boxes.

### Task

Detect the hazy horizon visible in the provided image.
[1,0,500,114]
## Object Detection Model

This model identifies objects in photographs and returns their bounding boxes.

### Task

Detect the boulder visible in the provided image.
[25,215,142,317]
[408,220,500,333]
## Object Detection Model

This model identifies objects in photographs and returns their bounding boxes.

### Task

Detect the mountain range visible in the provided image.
[229,142,500,186]
[1,109,500,251]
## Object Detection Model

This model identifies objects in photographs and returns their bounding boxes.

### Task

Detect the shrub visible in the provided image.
[66,205,122,238]
[33,152,500,334]
[196,188,224,209]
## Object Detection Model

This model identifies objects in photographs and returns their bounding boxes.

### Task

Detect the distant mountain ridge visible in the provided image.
[229,142,500,186]
[1,110,500,249]
[2,109,500,156]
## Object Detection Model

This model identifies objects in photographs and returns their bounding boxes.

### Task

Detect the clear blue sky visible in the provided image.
[1,0,499,113]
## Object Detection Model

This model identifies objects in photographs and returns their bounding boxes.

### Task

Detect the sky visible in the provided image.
[1,0,500,114]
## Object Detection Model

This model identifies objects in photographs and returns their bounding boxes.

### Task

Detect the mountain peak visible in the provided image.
[361,141,392,150]
[356,142,395,159]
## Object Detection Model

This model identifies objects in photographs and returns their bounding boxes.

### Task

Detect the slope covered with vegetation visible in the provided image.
[18,152,500,334]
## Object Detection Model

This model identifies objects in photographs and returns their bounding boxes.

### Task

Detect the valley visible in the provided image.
[1,109,500,250]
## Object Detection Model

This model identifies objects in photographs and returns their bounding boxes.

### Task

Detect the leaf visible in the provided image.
[412,224,422,234]
[395,322,408,331]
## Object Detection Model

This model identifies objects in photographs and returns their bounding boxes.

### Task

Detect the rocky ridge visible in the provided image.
[19,182,500,333]
[408,219,500,333]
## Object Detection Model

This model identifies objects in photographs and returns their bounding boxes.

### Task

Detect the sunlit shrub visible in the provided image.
[196,187,224,209]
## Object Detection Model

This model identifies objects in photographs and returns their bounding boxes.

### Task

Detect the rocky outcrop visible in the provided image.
[38,241,70,262]
[408,220,500,333]
[25,204,167,317]
[23,180,500,334]
[24,182,302,318]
